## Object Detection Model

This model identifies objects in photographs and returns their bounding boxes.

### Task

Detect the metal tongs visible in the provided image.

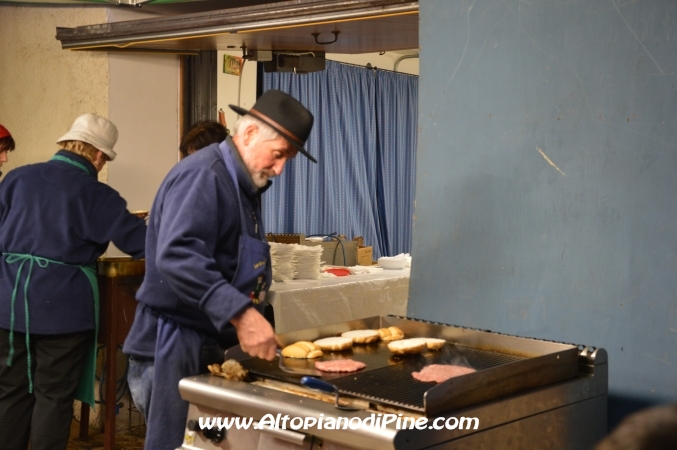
[299,377,367,411]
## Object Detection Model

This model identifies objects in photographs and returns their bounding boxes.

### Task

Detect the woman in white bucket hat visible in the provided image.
[0,113,147,450]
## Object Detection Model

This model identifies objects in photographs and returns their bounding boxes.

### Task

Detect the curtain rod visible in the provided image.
[327,59,419,77]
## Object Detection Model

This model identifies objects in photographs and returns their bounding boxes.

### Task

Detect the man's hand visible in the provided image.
[230,307,278,361]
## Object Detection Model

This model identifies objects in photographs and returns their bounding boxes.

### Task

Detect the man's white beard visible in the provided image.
[241,139,277,188]
[251,171,273,188]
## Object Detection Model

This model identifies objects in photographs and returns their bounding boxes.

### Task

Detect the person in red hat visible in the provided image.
[0,124,16,176]
[123,89,315,449]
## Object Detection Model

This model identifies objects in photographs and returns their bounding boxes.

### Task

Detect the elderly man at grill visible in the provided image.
[123,89,316,449]
[0,113,146,450]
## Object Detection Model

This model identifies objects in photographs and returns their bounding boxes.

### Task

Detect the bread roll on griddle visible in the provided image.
[314,337,353,351]
[281,341,324,359]
[387,338,427,355]
[377,326,405,341]
[341,329,380,344]
[419,338,446,350]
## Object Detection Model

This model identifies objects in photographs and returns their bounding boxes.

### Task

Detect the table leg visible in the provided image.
[79,403,89,439]
[104,279,118,450]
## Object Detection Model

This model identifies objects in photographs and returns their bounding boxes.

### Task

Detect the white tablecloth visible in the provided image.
[267,268,410,333]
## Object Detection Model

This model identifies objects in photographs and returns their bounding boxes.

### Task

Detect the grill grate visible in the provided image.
[239,317,582,416]
[329,344,525,411]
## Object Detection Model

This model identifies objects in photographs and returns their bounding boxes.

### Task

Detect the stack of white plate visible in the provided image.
[293,244,323,280]
[269,242,296,282]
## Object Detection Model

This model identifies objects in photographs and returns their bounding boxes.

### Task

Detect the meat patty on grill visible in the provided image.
[412,364,476,383]
[315,359,366,373]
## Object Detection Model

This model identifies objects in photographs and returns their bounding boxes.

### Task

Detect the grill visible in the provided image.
[178,316,607,450]
[241,341,531,414]
[329,345,525,411]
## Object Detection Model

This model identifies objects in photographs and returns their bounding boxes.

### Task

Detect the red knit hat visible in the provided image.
[0,124,11,139]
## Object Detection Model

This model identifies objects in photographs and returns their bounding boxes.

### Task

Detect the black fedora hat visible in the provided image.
[229,90,316,163]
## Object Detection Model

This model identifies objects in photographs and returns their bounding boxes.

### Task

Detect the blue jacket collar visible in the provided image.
[53,150,97,176]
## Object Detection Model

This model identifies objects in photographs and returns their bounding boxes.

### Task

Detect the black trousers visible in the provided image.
[0,328,92,450]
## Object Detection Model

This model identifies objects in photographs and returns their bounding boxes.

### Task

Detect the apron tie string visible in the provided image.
[3,253,98,407]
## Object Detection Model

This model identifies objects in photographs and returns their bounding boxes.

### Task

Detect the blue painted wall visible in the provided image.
[410,0,677,426]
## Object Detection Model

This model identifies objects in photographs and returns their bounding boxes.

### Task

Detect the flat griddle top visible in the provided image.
[240,341,525,411]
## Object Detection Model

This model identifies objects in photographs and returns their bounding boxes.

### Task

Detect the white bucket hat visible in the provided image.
[56,113,118,161]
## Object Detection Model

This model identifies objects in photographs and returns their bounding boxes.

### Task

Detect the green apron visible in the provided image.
[3,154,100,408]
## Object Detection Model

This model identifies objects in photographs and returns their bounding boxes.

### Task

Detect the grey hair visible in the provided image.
[232,114,280,143]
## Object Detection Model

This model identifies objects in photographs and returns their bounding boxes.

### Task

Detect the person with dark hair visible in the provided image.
[0,124,17,176]
[0,114,146,450]
[123,89,316,449]
[179,121,228,159]
[594,404,677,450]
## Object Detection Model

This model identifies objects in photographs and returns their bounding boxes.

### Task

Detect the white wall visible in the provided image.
[105,8,180,256]
[108,53,179,213]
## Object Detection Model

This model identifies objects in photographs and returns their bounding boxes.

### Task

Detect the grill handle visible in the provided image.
[300,376,337,394]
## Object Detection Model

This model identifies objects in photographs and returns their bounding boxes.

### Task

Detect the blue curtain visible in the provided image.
[262,60,418,259]
[374,69,418,257]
